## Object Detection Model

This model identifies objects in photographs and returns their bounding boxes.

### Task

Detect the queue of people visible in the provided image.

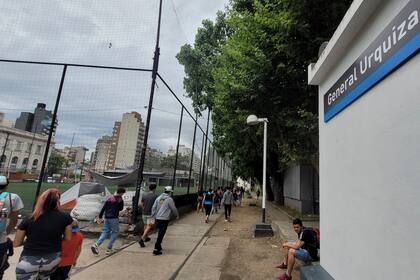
[2,174,274,279]
[196,186,244,224]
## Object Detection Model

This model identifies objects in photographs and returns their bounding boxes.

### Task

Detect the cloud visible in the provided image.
[0,0,224,156]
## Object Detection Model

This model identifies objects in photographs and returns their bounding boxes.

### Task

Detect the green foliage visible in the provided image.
[160,154,191,171]
[47,152,67,176]
[177,0,351,179]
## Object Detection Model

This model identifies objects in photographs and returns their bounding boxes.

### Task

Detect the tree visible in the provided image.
[177,0,352,202]
[47,152,67,176]
[160,154,190,171]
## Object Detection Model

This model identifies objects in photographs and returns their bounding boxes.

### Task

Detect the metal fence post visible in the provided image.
[172,107,184,190]
[33,64,67,209]
[187,115,198,194]
[200,110,210,191]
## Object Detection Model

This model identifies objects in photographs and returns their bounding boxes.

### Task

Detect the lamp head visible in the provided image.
[246,115,259,126]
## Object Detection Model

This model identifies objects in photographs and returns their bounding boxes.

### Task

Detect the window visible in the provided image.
[10,156,19,170]
[32,159,39,170]
[15,141,23,151]
[36,145,42,155]
[26,143,32,153]
[22,158,29,169]
[0,155,6,169]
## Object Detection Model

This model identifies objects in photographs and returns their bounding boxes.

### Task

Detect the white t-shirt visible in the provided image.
[0,192,24,244]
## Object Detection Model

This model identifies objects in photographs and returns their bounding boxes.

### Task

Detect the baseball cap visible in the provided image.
[0,176,8,187]
[164,186,173,192]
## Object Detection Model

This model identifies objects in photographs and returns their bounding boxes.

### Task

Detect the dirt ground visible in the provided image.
[207,200,300,280]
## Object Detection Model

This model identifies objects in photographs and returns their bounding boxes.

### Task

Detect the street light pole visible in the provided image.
[246,114,273,237]
[262,120,267,223]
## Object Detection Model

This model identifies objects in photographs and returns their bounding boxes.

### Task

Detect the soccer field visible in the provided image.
[7,182,190,215]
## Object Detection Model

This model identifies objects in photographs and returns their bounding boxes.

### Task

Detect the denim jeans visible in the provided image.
[96,218,119,249]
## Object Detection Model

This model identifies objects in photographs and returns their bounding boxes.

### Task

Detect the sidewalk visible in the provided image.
[266,201,319,242]
[71,212,218,280]
[5,210,222,280]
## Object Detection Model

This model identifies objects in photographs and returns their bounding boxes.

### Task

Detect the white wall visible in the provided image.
[318,0,420,279]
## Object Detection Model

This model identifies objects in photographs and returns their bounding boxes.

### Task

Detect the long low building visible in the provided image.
[0,125,51,174]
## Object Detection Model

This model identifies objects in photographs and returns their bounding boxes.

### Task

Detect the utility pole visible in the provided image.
[132,0,164,224]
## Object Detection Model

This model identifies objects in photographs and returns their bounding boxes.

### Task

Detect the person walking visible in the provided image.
[13,189,73,280]
[0,176,24,280]
[138,183,158,248]
[50,219,83,280]
[202,189,214,223]
[196,187,204,213]
[150,186,179,256]
[221,187,234,222]
[91,187,125,255]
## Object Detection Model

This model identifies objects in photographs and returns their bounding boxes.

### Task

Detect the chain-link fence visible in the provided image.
[0,0,233,216]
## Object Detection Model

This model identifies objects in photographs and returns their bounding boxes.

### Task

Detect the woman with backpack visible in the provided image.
[13,188,73,280]
[202,189,214,223]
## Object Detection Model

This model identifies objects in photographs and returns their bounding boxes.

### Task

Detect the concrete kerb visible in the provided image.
[72,207,195,277]
[168,213,223,280]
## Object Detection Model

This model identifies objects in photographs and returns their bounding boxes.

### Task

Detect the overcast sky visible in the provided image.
[0,0,226,157]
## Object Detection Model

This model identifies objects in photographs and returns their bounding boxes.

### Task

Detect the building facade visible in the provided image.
[15,103,55,134]
[107,121,121,170]
[307,0,420,278]
[0,125,50,174]
[93,136,112,173]
[114,112,145,169]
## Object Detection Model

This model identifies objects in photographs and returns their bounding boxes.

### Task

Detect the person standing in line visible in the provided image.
[221,187,234,222]
[91,187,125,255]
[150,186,179,256]
[14,189,73,280]
[50,219,83,280]
[236,188,243,207]
[196,187,204,213]
[138,183,158,248]
[202,188,214,223]
[212,188,220,214]
[0,176,24,280]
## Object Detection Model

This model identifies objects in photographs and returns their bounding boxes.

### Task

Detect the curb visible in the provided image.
[168,213,223,280]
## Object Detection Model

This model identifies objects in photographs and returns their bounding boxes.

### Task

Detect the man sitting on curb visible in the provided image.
[277,218,318,280]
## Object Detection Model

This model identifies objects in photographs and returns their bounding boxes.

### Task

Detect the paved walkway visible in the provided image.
[4,199,319,279]
[73,211,222,280]
[5,210,223,280]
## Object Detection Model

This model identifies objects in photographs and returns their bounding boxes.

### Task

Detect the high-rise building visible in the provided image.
[167,145,192,157]
[93,136,112,173]
[107,121,121,170]
[15,103,55,134]
[114,112,145,169]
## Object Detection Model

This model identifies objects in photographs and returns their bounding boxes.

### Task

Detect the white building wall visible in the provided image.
[310,0,420,278]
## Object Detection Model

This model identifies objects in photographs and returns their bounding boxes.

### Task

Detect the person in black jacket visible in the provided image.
[277,219,318,280]
[91,187,125,255]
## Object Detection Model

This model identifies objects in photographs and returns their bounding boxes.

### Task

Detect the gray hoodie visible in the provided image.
[151,193,179,221]
[222,190,234,205]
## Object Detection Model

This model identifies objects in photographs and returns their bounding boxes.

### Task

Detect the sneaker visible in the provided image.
[275,263,287,269]
[278,272,292,280]
[153,250,162,256]
[144,237,151,242]
[224,219,228,222]
[91,243,99,255]
[138,239,145,248]
[106,248,114,255]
